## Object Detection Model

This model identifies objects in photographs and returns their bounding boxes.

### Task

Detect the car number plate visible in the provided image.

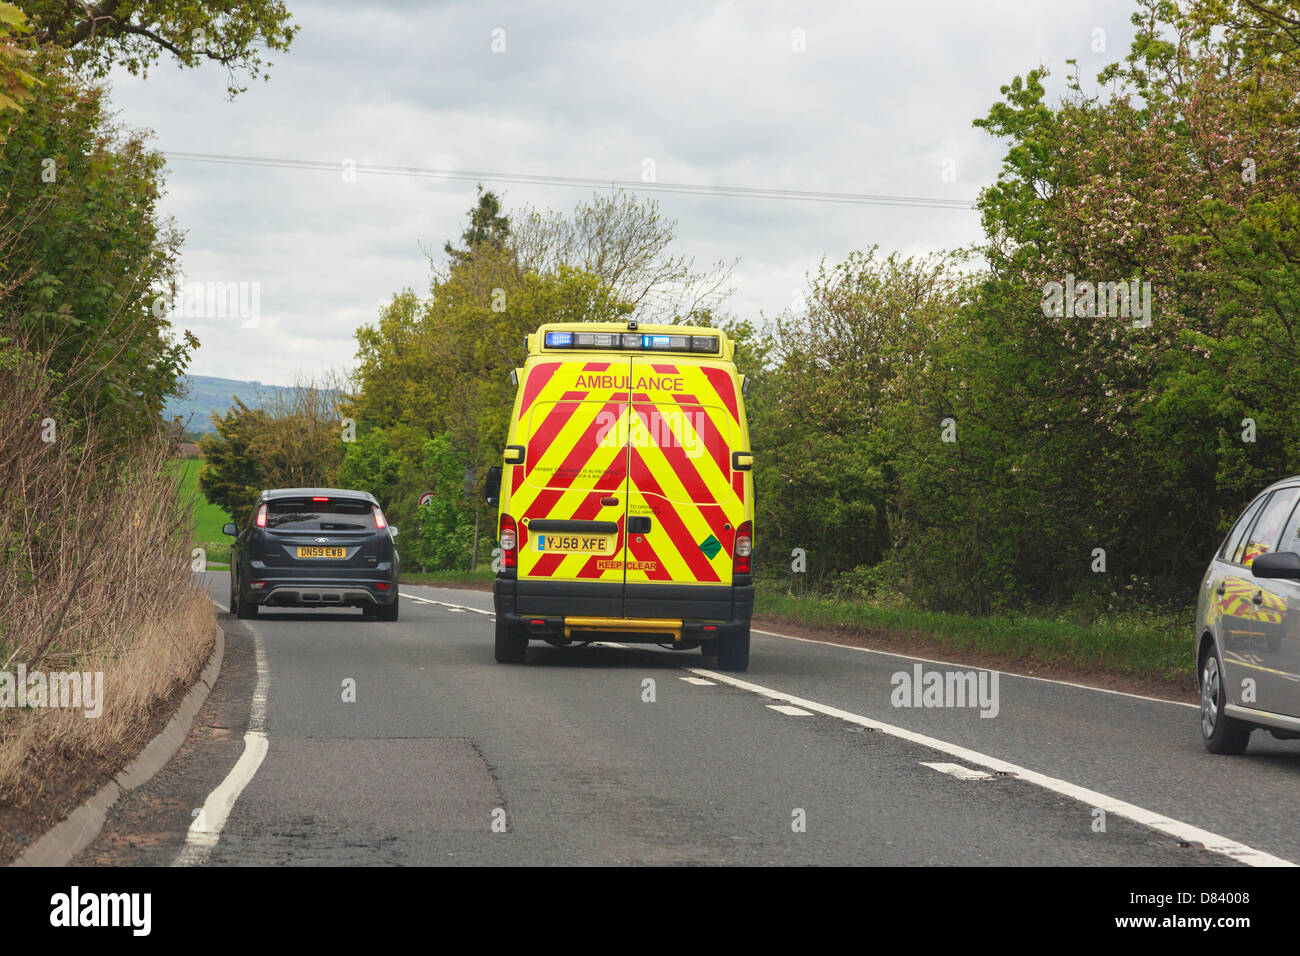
[535,534,610,554]
[296,546,346,558]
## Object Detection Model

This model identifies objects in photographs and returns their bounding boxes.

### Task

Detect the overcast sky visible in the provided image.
[105,0,1140,386]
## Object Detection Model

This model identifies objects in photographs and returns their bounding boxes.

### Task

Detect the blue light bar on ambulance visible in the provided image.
[543,331,720,354]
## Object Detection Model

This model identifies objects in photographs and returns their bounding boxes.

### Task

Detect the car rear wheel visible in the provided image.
[232,573,258,619]
[376,597,398,622]
[495,617,528,663]
[1201,647,1250,755]
[716,626,749,672]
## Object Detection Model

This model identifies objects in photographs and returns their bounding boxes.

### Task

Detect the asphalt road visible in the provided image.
[71,572,1300,866]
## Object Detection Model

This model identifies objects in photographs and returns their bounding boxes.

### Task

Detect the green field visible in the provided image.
[173,457,232,566]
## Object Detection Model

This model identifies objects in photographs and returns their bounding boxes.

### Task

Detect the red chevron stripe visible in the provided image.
[630,403,731,546]
[669,397,730,483]
[510,464,523,496]
[625,529,673,581]
[520,362,559,416]
[524,398,585,477]
[527,446,627,578]
[732,470,744,503]
[701,366,739,422]
[629,447,721,583]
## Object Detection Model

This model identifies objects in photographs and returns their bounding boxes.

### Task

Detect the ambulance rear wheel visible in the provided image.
[716,627,749,672]
[495,618,528,663]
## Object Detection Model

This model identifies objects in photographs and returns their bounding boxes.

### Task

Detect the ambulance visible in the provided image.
[485,321,755,670]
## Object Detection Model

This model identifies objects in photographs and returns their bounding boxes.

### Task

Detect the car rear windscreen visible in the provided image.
[266,498,375,531]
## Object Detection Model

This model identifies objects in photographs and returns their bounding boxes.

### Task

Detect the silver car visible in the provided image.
[1197,476,1300,753]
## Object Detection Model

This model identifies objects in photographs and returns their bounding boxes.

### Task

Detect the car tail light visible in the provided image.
[312,496,329,502]
[373,506,387,529]
[734,521,752,574]
[255,503,267,528]
[375,582,391,590]
[499,515,518,569]
[250,581,266,589]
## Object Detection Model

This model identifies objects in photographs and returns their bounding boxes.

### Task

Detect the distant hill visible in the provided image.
[165,375,294,434]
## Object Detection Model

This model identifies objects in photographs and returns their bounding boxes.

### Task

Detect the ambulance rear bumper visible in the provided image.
[493,576,753,642]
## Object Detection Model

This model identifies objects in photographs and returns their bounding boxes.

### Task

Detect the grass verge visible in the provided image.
[402,566,496,591]
[754,589,1194,687]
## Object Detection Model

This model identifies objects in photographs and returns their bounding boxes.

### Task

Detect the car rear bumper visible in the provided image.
[244,576,398,608]
[493,576,753,644]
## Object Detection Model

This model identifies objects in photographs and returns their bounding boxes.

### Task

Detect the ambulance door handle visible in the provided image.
[628,516,652,534]
[1252,591,1264,605]
[1216,584,1225,596]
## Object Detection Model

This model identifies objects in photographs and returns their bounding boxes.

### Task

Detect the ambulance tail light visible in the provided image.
[499,515,518,569]
[734,521,752,575]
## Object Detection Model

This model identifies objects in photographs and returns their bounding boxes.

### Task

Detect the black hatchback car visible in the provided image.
[224,488,400,621]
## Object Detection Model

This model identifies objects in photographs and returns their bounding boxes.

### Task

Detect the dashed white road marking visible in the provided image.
[923,762,993,781]
[688,666,1295,867]
[680,677,716,686]
[402,592,494,615]
[176,611,271,866]
[767,703,814,716]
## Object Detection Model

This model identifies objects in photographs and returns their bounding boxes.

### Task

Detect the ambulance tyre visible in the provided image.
[495,617,528,663]
[698,639,717,657]
[716,626,749,672]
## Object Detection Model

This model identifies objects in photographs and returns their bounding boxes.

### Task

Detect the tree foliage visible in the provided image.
[21,0,297,96]
[0,56,191,443]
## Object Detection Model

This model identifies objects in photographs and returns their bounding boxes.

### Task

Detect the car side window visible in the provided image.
[1222,495,1267,563]
[1241,487,1300,566]
[1274,496,1300,557]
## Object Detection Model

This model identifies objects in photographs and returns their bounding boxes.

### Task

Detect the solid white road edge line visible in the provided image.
[173,617,271,866]
[688,665,1295,868]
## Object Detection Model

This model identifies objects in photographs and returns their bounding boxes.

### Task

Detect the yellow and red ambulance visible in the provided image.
[486,321,755,670]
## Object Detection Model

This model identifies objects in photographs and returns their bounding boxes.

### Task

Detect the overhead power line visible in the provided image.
[163,150,978,210]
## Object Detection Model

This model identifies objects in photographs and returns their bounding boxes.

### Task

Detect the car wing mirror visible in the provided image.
[222,523,238,536]
[485,465,503,506]
[1251,551,1300,579]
